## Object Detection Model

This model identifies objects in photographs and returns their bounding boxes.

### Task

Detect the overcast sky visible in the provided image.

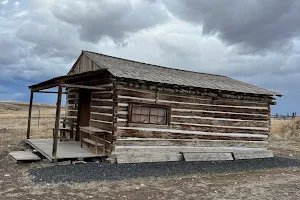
[1,0,300,114]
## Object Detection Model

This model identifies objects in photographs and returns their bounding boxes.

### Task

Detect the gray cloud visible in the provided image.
[51,0,169,44]
[155,31,300,78]
[162,0,300,53]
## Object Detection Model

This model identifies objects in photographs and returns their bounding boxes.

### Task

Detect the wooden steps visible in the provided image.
[9,151,41,163]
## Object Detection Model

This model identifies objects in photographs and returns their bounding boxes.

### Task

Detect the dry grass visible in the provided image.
[0,101,60,118]
[0,102,65,154]
[270,118,300,138]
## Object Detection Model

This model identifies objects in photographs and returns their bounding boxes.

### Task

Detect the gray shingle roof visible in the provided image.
[83,51,280,96]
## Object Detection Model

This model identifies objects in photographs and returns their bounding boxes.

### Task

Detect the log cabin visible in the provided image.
[26,50,281,163]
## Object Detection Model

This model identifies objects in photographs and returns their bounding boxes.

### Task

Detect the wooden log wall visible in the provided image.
[89,81,115,154]
[113,83,273,156]
[66,88,79,123]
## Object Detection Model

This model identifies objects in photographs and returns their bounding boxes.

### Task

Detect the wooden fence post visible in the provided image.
[52,85,62,159]
[26,90,34,139]
[38,109,40,128]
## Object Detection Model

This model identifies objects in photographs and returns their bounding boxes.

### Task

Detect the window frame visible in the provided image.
[128,103,171,126]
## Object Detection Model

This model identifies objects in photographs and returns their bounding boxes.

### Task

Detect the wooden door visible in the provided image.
[76,89,92,141]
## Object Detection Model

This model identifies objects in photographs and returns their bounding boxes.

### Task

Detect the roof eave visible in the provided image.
[114,76,282,97]
[29,68,109,91]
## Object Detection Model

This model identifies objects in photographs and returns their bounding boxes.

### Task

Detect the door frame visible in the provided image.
[75,88,92,141]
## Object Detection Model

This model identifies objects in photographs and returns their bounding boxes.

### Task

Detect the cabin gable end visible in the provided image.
[68,53,102,75]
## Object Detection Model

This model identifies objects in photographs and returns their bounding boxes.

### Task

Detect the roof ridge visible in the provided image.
[82,50,227,78]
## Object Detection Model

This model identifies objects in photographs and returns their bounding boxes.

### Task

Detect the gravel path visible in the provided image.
[29,157,300,183]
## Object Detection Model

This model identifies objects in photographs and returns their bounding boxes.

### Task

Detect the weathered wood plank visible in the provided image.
[91,106,113,114]
[90,113,113,122]
[116,128,268,141]
[91,100,114,107]
[115,138,269,148]
[171,116,269,128]
[116,89,156,99]
[183,152,233,161]
[75,79,113,87]
[67,93,79,99]
[115,146,267,154]
[90,120,114,132]
[67,99,79,104]
[172,110,268,121]
[170,122,269,134]
[116,152,179,163]
[115,106,128,112]
[67,88,79,93]
[67,104,77,110]
[82,138,104,147]
[9,151,41,162]
[92,92,113,99]
[159,93,269,107]
[68,110,78,117]
[158,100,269,114]
[117,121,269,134]
[233,150,274,160]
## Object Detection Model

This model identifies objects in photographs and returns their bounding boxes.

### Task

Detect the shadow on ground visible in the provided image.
[29,156,300,183]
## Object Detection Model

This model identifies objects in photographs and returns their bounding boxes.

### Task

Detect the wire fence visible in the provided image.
[271,112,298,120]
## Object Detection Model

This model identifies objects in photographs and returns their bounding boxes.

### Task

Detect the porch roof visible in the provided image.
[28,69,108,91]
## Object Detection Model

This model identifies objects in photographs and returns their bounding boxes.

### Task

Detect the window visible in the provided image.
[130,104,168,125]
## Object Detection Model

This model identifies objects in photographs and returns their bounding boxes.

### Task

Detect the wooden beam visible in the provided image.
[31,83,59,92]
[35,91,68,94]
[26,90,34,139]
[52,85,62,158]
[61,84,110,90]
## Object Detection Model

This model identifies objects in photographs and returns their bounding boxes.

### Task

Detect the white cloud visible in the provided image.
[0,0,8,5]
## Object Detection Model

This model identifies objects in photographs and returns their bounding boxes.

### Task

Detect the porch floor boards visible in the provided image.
[25,138,103,162]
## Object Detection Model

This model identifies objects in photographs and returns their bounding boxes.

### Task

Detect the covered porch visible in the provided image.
[26,69,111,162]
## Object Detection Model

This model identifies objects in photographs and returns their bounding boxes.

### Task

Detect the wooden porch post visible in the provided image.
[52,85,62,158]
[26,90,34,139]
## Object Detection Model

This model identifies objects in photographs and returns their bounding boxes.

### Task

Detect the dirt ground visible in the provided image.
[1,102,300,200]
